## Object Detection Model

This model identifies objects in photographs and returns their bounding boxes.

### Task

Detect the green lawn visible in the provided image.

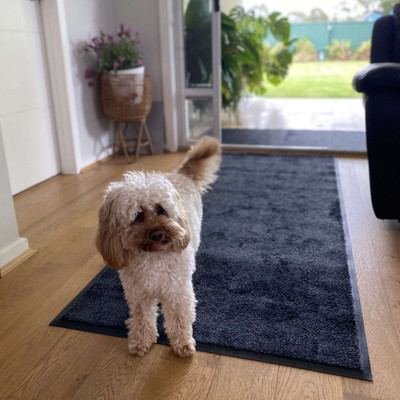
[260,61,368,98]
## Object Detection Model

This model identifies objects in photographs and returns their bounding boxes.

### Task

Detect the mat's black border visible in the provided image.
[50,156,372,381]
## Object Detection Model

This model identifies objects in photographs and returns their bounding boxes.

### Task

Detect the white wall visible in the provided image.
[113,0,163,102]
[0,125,29,270]
[63,0,116,168]
[112,0,166,153]
[63,0,166,167]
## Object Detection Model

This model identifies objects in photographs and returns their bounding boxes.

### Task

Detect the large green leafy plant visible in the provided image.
[185,1,297,112]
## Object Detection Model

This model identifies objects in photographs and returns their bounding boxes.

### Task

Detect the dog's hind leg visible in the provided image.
[126,298,159,356]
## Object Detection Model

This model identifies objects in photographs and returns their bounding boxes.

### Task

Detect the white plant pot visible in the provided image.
[117,65,145,75]
[116,66,145,104]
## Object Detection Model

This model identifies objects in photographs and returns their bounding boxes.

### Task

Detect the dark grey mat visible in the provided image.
[222,129,367,152]
[51,153,371,381]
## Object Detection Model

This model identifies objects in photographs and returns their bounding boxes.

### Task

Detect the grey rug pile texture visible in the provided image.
[51,154,371,380]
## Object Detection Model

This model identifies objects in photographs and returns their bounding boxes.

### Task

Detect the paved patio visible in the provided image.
[222,96,365,132]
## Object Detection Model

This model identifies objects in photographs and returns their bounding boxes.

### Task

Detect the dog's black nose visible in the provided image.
[150,229,164,242]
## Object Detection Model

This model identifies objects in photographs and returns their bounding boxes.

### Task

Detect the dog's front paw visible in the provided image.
[128,340,153,357]
[172,339,196,358]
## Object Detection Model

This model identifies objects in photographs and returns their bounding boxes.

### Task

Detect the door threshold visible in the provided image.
[221,143,367,158]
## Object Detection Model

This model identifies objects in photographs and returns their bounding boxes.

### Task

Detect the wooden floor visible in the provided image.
[1,152,400,400]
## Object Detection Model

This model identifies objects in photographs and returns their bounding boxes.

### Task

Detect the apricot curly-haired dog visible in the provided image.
[96,137,221,357]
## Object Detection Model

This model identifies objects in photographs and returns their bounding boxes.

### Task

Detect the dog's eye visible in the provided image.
[156,205,166,216]
[131,211,144,224]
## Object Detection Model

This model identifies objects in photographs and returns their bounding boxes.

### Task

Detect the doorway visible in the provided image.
[176,0,369,154]
[175,0,221,147]
[1,1,60,195]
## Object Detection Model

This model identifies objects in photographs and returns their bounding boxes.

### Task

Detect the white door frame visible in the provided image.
[40,0,82,174]
[158,0,179,152]
[212,4,222,143]
[166,0,221,148]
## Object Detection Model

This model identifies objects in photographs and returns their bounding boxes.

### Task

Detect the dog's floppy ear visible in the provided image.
[177,211,191,250]
[96,195,129,270]
[168,192,191,251]
[173,197,191,251]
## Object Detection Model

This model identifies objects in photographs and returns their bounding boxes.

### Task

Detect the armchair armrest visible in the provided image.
[353,63,400,93]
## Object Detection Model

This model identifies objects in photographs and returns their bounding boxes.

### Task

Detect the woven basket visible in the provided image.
[99,72,152,122]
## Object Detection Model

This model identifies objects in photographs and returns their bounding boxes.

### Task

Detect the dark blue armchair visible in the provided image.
[353,4,400,220]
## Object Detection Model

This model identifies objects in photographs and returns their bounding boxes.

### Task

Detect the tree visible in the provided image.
[307,8,329,22]
[288,8,329,22]
[339,0,398,20]
[355,0,397,15]
[287,11,307,23]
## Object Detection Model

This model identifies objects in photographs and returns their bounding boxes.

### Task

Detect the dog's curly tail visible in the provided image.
[177,136,222,193]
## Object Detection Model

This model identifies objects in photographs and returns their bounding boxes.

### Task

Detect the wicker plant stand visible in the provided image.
[99,72,155,162]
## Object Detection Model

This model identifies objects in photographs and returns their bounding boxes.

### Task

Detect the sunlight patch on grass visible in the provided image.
[260,61,368,98]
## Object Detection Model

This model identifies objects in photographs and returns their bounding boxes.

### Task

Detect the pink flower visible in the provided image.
[107,34,113,40]
[84,68,94,79]
[131,35,136,41]
[117,23,125,36]
[119,56,126,62]
[113,61,119,69]
[91,37,100,49]
[125,28,132,35]
[136,59,143,66]
[113,39,119,45]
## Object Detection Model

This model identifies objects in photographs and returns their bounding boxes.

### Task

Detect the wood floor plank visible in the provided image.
[72,341,164,400]
[3,329,113,400]
[0,225,98,337]
[274,366,343,400]
[138,358,215,400]
[160,346,221,369]
[352,160,400,347]
[0,255,104,390]
[206,356,278,400]
[337,159,400,400]
[0,319,67,393]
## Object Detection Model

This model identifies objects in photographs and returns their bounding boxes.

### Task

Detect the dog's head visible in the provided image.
[96,172,191,270]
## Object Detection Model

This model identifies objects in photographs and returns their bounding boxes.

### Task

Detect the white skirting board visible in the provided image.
[0,237,30,275]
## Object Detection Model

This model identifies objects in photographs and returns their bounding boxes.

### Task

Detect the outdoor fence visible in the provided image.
[268,21,374,58]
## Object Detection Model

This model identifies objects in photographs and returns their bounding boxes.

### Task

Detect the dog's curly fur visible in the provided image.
[96,137,221,357]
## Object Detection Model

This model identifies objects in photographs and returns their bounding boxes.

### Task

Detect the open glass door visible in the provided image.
[175,0,221,146]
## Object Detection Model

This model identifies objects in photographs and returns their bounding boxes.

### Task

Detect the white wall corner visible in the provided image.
[158,0,179,152]
[0,125,30,271]
[0,238,30,270]
[79,146,113,171]
[40,0,82,174]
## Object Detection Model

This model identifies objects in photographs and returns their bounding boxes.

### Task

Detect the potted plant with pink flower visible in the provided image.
[84,23,144,87]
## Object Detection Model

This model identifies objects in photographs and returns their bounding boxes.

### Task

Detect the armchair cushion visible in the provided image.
[353,62,400,93]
